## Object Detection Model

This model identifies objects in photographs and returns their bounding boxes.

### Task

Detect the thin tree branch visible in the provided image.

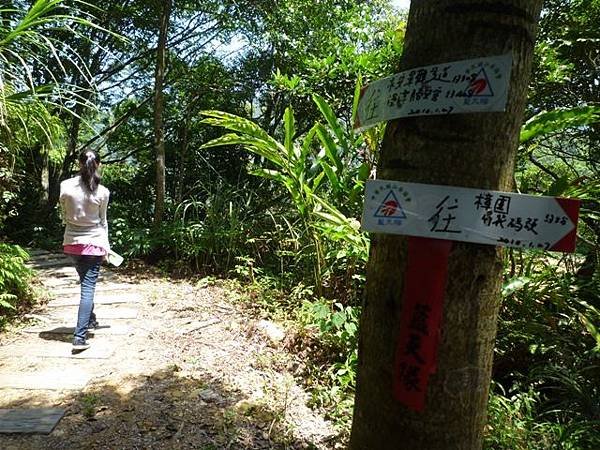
[103,144,153,164]
[528,151,559,179]
[77,95,153,152]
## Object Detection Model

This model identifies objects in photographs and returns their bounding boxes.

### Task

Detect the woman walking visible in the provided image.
[59,150,110,351]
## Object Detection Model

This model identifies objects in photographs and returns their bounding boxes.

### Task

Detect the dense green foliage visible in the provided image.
[485,2,600,447]
[0,243,33,328]
[0,0,598,447]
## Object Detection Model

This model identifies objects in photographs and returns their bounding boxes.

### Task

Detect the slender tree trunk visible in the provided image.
[350,1,544,449]
[153,0,172,226]
[175,96,195,204]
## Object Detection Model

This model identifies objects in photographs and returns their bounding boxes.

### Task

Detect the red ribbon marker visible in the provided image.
[393,236,453,412]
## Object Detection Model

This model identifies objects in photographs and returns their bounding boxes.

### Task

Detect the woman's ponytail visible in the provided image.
[78,150,101,192]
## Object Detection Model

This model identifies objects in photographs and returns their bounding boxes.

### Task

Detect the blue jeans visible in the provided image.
[71,255,102,340]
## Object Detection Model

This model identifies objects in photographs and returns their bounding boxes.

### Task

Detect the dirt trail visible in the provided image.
[0,251,334,449]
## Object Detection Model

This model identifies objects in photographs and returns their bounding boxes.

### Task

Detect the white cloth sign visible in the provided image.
[355,54,513,131]
[361,180,579,252]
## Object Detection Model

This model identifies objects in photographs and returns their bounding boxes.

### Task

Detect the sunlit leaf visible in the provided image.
[520,106,600,143]
[502,276,531,297]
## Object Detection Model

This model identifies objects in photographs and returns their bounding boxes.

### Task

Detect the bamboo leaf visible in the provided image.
[4,84,56,101]
[357,162,370,181]
[0,0,63,47]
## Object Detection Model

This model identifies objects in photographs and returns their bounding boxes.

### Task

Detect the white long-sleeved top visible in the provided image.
[59,176,110,252]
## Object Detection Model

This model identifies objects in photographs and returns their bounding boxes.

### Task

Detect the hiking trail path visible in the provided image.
[0,250,334,449]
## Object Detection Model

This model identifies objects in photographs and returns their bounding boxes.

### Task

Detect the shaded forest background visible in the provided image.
[0,0,598,448]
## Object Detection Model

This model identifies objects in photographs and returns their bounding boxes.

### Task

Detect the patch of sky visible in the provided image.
[211,34,249,66]
[391,0,411,10]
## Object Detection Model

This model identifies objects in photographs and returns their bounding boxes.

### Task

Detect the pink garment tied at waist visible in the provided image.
[63,244,106,256]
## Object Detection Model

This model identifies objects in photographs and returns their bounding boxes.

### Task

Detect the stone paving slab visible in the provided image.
[47,292,143,308]
[0,342,115,360]
[49,282,136,297]
[0,369,91,390]
[42,274,120,288]
[92,307,138,320]
[49,307,138,321]
[0,249,140,436]
[0,408,65,434]
[25,249,53,256]
[28,259,72,269]
[42,279,79,289]
[37,268,76,279]
[28,252,66,258]
[22,324,132,336]
[37,266,76,275]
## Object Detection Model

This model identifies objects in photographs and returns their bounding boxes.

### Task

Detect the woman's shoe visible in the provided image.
[72,338,90,351]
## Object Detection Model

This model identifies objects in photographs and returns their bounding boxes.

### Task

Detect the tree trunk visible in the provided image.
[350,2,544,449]
[175,95,195,204]
[153,0,172,226]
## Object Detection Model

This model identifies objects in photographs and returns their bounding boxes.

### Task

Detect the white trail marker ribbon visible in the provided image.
[362,180,580,252]
[354,54,512,131]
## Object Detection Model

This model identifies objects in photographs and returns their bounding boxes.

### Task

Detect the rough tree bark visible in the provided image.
[350,1,544,449]
[153,0,172,227]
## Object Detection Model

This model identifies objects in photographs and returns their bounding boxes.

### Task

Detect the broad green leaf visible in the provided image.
[332,311,346,328]
[319,160,341,192]
[357,162,370,181]
[248,167,287,184]
[344,321,358,335]
[301,123,319,162]
[312,171,326,191]
[312,302,330,321]
[351,75,363,127]
[312,94,348,153]
[578,313,600,349]
[283,106,298,160]
[201,110,286,154]
[315,123,343,173]
[520,106,600,143]
[200,133,287,169]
